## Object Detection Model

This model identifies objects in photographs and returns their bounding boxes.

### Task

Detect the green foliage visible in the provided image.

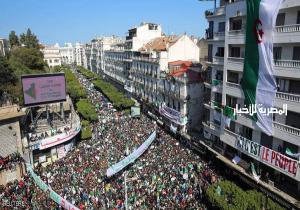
[62,67,87,101]
[9,47,46,72]
[9,31,20,48]
[206,181,284,210]
[76,99,98,122]
[80,120,92,140]
[20,28,39,49]
[92,79,135,110]
[0,56,17,94]
[77,65,97,79]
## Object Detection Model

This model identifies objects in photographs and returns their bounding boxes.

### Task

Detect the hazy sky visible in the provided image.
[1,0,216,45]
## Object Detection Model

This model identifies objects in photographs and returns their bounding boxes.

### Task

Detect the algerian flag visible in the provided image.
[251,163,260,183]
[212,79,221,86]
[241,0,283,136]
[285,148,300,160]
[223,106,236,128]
[212,79,221,92]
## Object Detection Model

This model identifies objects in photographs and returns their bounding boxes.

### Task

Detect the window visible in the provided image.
[261,133,273,149]
[230,47,241,57]
[297,11,300,24]
[241,126,252,140]
[216,47,224,57]
[218,22,225,32]
[292,47,300,60]
[215,71,223,80]
[273,47,282,60]
[276,13,285,26]
[227,71,239,84]
[208,21,214,39]
[214,93,222,104]
[230,18,242,30]
[226,95,237,108]
[208,44,213,62]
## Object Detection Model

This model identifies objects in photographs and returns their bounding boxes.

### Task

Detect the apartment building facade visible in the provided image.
[0,38,9,57]
[60,43,75,65]
[131,34,203,133]
[203,0,300,201]
[41,43,62,68]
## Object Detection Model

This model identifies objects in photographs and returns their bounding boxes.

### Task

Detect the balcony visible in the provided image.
[275,24,300,43]
[227,57,300,77]
[203,121,221,137]
[28,114,81,151]
[274,91,300,113]
[274,60,300,78]
[227,57,244,72]
[222,129,300,181]
[132,56,159,63]
[212,56,224,65]
[205,7,225,18]
[214,31,225,41]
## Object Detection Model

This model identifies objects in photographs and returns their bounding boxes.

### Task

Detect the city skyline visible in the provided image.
[1,0,215,45]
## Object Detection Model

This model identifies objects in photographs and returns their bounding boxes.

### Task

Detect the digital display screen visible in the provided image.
[21,73,66,106]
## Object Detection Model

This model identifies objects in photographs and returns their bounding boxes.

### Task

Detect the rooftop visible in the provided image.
[168,60,202,82]
[139,35,180,52]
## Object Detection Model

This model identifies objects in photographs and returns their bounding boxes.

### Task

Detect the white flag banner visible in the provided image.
[106,131,156,177]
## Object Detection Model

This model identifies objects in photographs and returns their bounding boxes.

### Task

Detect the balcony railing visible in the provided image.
[227,57,244,62]
[276,92,300,103]
[226,81,240,88]
[215,31,225,37]
[227,57,300,70]
[274,59,300,69]
[132,56,159,63]
[205,6,225,17]
[276,24,300,33]
[273,122,300,137]
[213,56,224,65]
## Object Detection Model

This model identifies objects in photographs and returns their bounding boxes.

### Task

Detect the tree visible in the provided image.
[20,28,39,48]
[0,56,17,96]
[9,47,46,72]
[8,31,20,48]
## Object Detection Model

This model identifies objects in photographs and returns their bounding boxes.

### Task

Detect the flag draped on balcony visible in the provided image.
[212,79,221,92]
[223,106,236,128]
[241,0,283,136]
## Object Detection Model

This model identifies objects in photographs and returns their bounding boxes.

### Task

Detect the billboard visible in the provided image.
[21,73,66,106]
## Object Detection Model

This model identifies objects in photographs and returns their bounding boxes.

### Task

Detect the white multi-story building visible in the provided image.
[0,38,9,57]
[42,43,62,68]
[74,42,84,66]
[83,43,92,70]
[60,43,75,65]
[104,42,126,85]
[203,0,300,204]
[131,34,203,133]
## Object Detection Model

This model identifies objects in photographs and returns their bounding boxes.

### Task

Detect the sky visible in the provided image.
[1,0,216,45]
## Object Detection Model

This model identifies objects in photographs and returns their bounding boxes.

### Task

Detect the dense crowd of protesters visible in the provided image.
[0,152,23,172]
[0,69,222,209]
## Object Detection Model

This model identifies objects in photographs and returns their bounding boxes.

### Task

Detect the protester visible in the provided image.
[0,68,221,210]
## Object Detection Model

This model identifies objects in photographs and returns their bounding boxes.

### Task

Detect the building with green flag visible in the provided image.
[202,0,300,208]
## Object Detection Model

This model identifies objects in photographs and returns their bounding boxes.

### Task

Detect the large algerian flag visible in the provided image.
[241,0,283,136]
